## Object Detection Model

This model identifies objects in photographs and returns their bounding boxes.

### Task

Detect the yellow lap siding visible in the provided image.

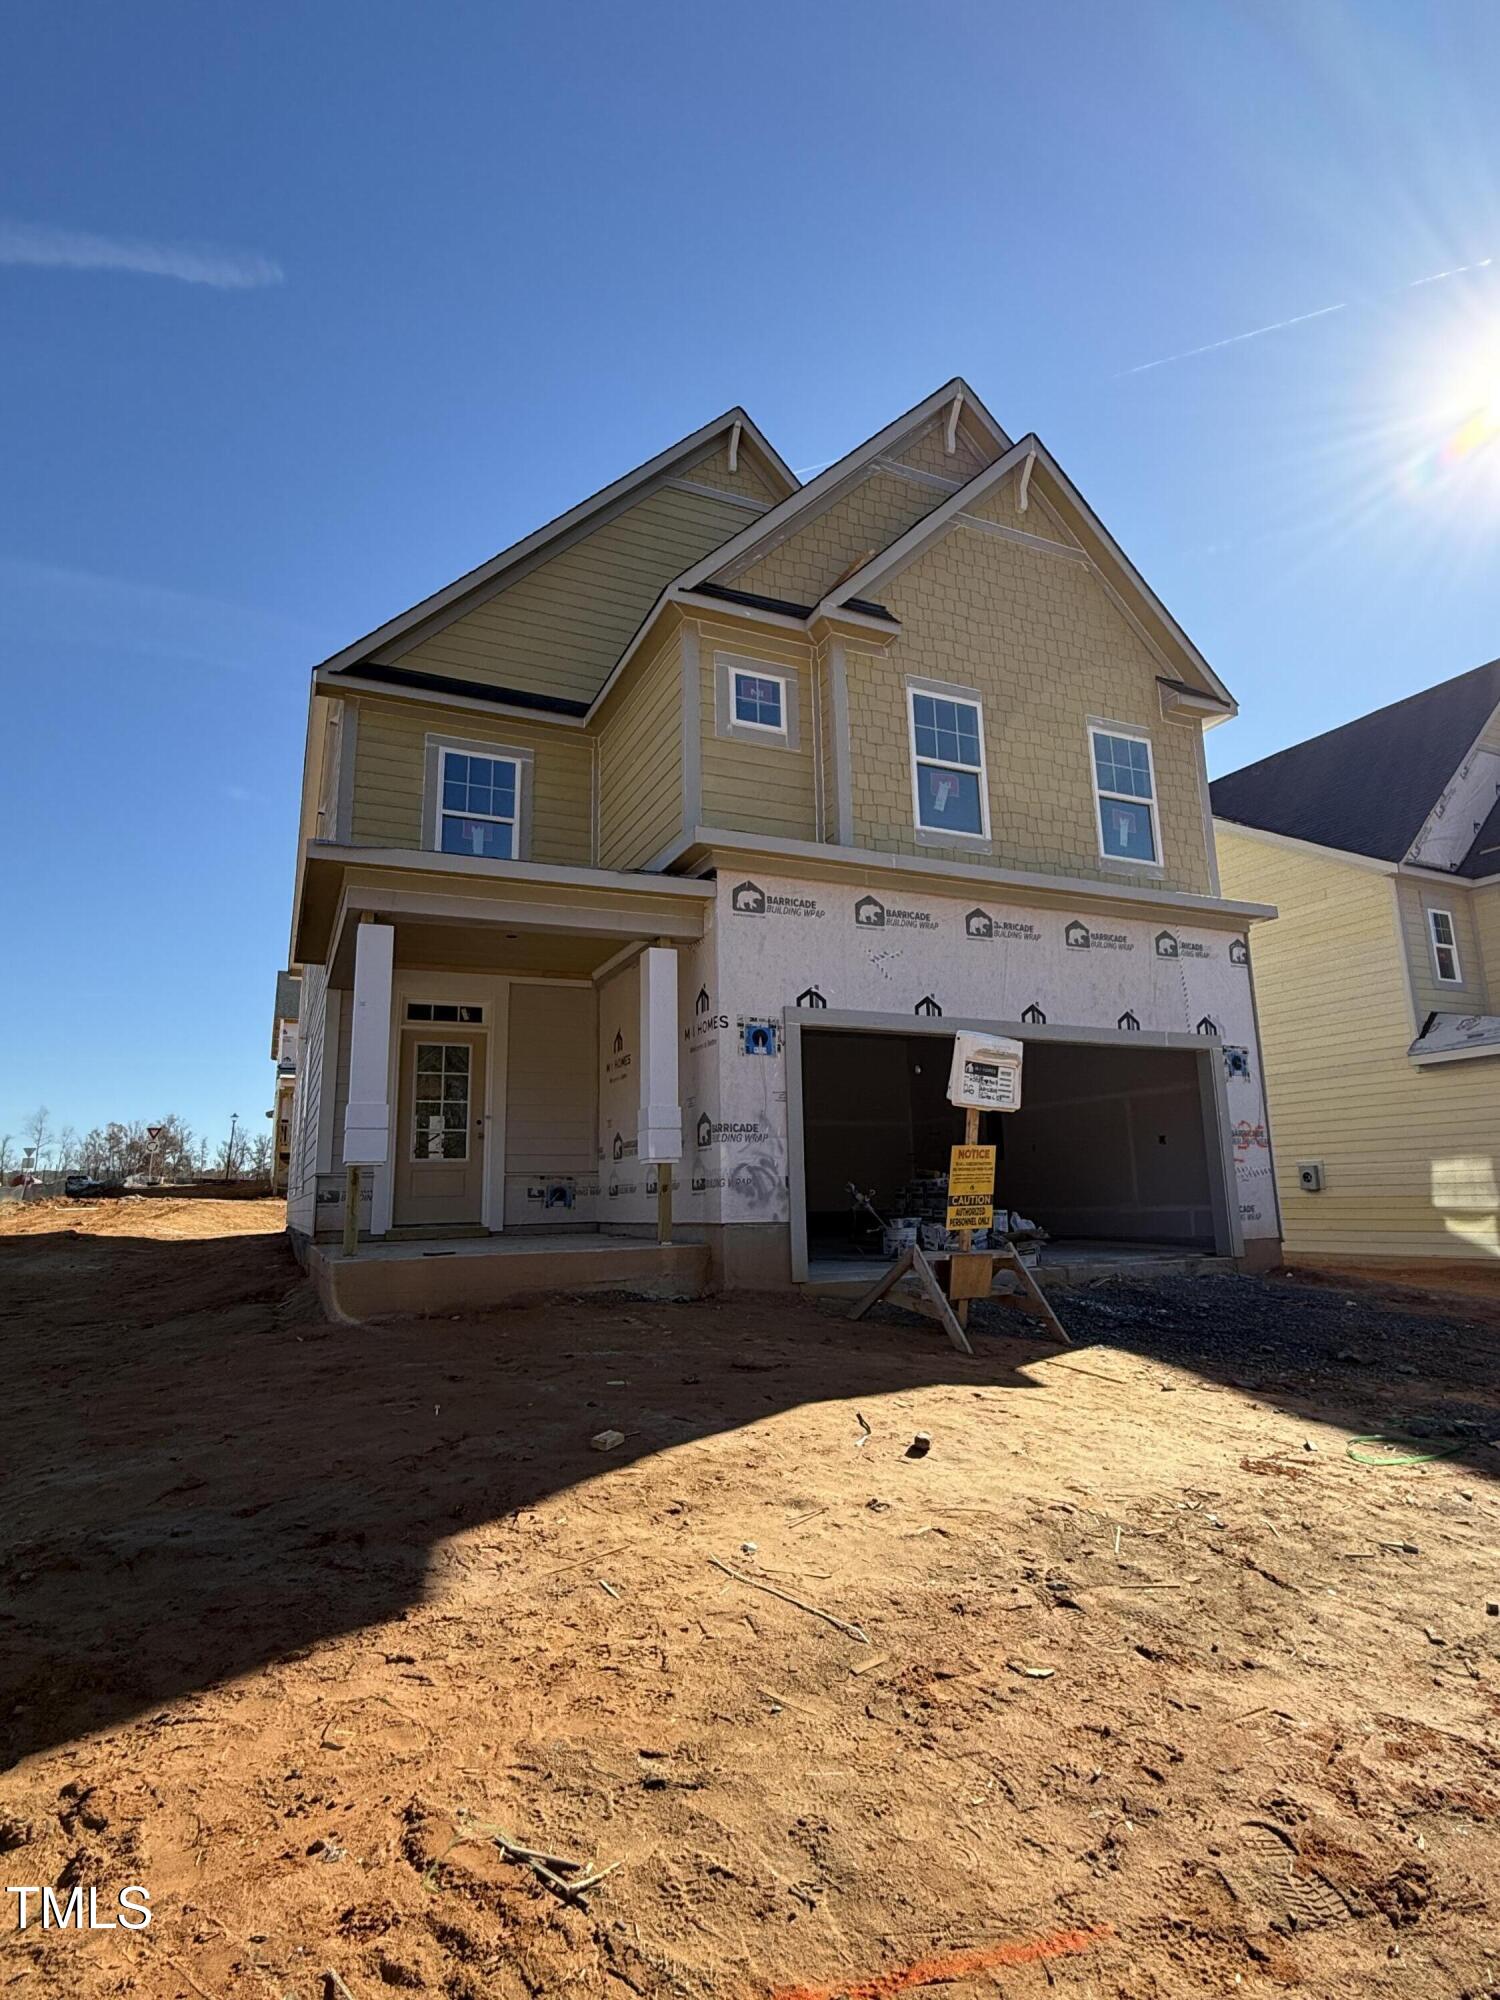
[348,697,593,864]
[695,617,817,840]
[396,485,755,704]
[596,628,684,870]
[1216,826,1500,1260]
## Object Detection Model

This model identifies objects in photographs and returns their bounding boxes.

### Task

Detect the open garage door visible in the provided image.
[796,1025,1231,1277]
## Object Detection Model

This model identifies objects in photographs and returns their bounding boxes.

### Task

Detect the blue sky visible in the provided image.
[4,0,1499,1152]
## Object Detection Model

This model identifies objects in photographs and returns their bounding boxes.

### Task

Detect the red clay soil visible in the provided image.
[0,1199,1497,1998]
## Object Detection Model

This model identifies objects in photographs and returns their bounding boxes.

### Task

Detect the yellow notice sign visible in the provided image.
[948,1145,996,1196]
[946,1193,994,1231]
[946,1144,996,1232]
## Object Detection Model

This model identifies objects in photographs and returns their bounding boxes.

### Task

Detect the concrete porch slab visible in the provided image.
[306,1230,711,1321]
[800,1239,1234,1300]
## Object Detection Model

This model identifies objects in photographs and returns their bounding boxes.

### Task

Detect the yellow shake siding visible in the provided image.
[596,628,684,870]
[348,697,593,865]
[395,484,756,704]
[845,526,1213,893]
[694,616,817,840]
[890,419,991,481]
[686,439,782,505]
[726,470,941,607]
[1216,827,1500,1259]
[1394,876,1488,1017]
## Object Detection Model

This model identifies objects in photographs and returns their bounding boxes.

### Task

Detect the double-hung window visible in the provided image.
[731,668,786,735]
[1428,908,1462,984]
[439,748,519,859]
[908,688,988,838]
[1090,726,1161,864]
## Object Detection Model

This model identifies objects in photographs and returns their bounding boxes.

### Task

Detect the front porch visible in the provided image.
[302,1229,712,1320]
[291,847,716,1309]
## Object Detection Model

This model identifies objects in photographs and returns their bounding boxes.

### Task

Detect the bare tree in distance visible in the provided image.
[21,1106,50,1171]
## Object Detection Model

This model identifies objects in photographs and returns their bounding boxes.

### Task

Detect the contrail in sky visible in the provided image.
[0,220,283,289]
[1118,253,1494,378]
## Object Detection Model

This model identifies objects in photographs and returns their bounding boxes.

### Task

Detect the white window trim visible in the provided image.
[730,665,788,737]
[1087,721,1164,871]
[1428,906,1463,984]
[438,744,520,859]
[422,735,534,861]
[906,680,991,844]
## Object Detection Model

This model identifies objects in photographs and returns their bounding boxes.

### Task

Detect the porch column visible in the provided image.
[343,918,395,1166]
[636,946,682,1164]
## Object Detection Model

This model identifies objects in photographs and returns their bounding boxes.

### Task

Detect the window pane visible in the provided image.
[733,673,783,729]
[446,1044,469,1073]
[913,695,981,770]
[1094,733,1153,800]
[441,814,514,859]
[1099,795,1157,861]
[416,1043,442,1073]
[915,762,984,834]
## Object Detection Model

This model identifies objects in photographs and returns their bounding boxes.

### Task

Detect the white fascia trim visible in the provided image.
[304,839,716,901]
[955,511,1090,563]
[1211,818,1400,876]
[671,377,1012,596]
[681,824,1277,923]
[1410,1040,1500,1067]
[873,455,963,494]
[310,407,797,679]
[313,667,591,729]
[665,477,770,513]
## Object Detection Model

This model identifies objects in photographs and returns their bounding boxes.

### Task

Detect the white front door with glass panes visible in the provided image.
[394,1029,487,1227]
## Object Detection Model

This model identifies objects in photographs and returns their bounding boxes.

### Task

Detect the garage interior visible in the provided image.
[800,1028,1225,1274]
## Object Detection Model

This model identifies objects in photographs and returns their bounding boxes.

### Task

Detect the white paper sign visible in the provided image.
[947,1032,1024,1111]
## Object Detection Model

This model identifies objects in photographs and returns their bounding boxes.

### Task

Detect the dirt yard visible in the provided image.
[1,1199,1497,1998]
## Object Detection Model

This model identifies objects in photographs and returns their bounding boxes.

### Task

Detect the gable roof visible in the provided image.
[1210,656,1500,865]
[673,377,1011,596]
[314,407,797,682]
[817,436,1236,712]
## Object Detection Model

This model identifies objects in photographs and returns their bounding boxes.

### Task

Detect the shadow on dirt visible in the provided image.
[2,1220,1496,1766]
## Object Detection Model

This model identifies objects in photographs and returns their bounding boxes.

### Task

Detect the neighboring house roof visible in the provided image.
[1211,656,1500,865]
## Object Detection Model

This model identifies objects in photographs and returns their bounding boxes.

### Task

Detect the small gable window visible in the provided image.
[732,669,786,734]
[439,749,519,860]
[1090,726,1161,865]
[1428,908,1462,984]
[908,688,988,839]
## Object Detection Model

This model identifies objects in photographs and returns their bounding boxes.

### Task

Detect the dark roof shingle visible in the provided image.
[1210,657,1500,865]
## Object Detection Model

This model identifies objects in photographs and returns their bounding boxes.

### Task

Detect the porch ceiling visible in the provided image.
[390,919,622,978]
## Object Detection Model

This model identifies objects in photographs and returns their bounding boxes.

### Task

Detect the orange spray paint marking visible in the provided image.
[765,1922,1115,2000]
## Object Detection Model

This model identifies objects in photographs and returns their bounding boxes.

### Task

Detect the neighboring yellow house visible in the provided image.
[275,377,1281,1314]
[1213,656,1500,1263]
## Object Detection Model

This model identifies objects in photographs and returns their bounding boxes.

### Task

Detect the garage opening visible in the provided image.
[799,1027,1224,1274]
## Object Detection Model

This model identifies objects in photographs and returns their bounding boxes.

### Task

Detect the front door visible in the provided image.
[394,1030,487,1228]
